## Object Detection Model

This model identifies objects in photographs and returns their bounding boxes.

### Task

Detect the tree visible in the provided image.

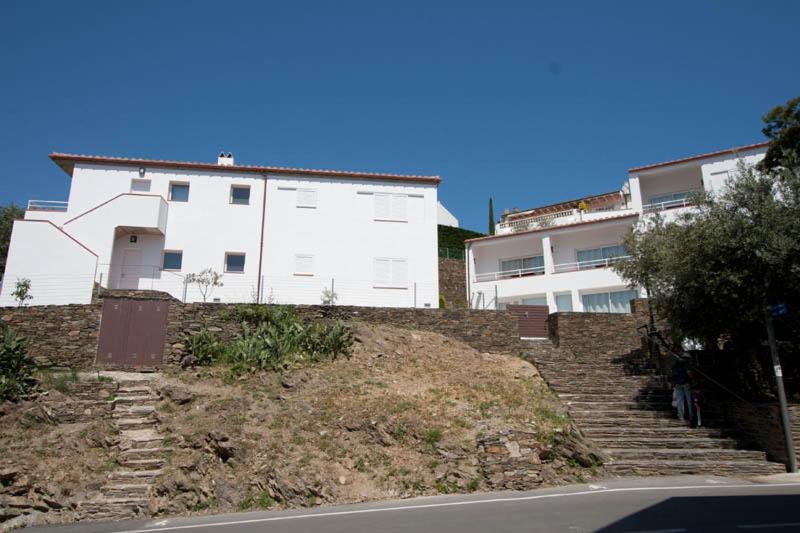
[488,197,495,235]
[185,268,224,302]
[0,203,24,278]
[614,158,800,348]
[12,278,32,307]
[759,96,800,174]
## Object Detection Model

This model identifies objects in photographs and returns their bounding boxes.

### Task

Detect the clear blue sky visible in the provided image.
[2,1,798,233]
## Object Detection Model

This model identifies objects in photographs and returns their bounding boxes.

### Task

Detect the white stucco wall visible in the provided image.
[261,176,439,308]
[5,161,439,307]
[437,201,459,227]
[0,220,97,306]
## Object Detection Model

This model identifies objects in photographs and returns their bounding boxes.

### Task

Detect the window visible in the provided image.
[169,182,190,202]
[225,253,246,273]
[131,179,151,193]
[162,251,183,271]
[500,256,544,275]
[230,185,250,205]
[374,193,408,221]
[555,293,573,312]
[294,254,314,276]
[297,189,317,208]
[576,244,626,269]
[374,258,408,288]
[521,295,547,306]
[581,289,639,314]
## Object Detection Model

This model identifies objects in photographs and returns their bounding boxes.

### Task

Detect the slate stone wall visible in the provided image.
[438,258,467,309]
[547,311,641,356]
[0,304,102,368]
[724,402,800,467]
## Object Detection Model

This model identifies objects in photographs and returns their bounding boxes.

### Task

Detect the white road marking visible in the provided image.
[115,483,800,533]
[738,523,800,529]
[588,484,607,490]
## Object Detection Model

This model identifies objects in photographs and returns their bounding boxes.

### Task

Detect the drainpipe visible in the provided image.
[256,174,268,304]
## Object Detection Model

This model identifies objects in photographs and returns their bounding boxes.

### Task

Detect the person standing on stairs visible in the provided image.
[671,360,694,425]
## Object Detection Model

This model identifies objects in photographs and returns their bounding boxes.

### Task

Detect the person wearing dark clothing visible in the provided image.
[671,361,694,423]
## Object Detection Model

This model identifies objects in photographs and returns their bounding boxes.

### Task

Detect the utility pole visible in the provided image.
[764,306,797,473]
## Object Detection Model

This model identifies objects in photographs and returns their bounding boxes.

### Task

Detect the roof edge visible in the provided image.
[628,141,769,173]
[49,153,441,184]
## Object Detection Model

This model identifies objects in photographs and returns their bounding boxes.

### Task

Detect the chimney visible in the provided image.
[217,151,234,166]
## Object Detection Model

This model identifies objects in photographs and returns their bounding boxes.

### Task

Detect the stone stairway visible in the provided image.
[79,376,167,521]
[525,339,786,477]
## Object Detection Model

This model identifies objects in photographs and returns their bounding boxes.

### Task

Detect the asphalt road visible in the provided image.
[29,476,800,533]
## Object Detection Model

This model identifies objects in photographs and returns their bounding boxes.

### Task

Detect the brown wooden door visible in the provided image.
[506,304,549,338]
[97,299,168,368]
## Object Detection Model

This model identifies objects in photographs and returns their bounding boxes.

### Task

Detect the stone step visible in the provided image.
[117,385,152,393]
[119,447,167,460]
[116,417,158,430]
[118,458,165,470]
[576,417,723,428]
[570,409,685,419]
[565,401,673,410]
[582,426,727,439]
[101,483,151,497]
[114,395,158,404]
[590,436,745,449]
[558,392,673,401]
[603,447,767,462]
[109,468,163,481]
[605,459,786,476]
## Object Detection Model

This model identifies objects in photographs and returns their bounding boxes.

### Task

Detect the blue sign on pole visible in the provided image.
[770,303,788,317]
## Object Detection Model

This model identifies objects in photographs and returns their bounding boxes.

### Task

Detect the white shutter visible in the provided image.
[374,193,392,220]
[294,254,314,275]
[391,259,408,287]
[391,195,408,221]
[374,258,392,286]
[297,189,317,208]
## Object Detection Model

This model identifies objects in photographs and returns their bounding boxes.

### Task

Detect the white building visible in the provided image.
[437,201,459,227]
[1,152,441,308]
[466,142,768,313]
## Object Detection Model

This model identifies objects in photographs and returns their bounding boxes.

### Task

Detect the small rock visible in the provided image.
[338,476,347,485]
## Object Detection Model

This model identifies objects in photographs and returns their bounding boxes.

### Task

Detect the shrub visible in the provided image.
[0,325,35,401]
[439,294,447,309]
[185,329,228,366]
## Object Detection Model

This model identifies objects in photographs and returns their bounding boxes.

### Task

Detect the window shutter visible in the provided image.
[391,259,408,287]
[374,194,392,220]
[295,254,314,275]
[374,258,392,286]
[391,195,408,221]
[297,189,317,207]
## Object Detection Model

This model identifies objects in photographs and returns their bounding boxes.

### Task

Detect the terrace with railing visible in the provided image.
[496,206,634,235]
[641,196,695,214]
[27,200,68,212]
[474,264,546,282]
[551,254,631,274]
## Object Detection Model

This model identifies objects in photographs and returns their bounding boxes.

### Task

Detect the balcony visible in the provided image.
[27,200,68,212]
[474,265,546,282]
[496,207,634,235]
[552,255,631,274]
[642,196,694,214]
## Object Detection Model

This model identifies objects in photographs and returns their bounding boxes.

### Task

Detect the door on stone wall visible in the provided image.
[96,299,168,368]
[506,304,549,338]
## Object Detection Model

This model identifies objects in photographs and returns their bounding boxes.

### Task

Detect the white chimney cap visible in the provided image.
[217,151,234,166]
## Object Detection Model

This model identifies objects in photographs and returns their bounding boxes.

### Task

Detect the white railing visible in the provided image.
[474,265,546,282]
[497,208,579,234]
[642,197,694,214]
[552,255,631,274]
[27,200,68,212]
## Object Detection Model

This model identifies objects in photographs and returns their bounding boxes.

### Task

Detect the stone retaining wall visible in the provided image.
[548,311,641,356]
[723,402,800,466]
[0,304,102,368]
[165,304,523,366]
[438,258,467,309]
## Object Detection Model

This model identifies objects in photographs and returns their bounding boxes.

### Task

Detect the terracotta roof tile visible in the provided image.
[49,153,441,184]
[628,141,769,173]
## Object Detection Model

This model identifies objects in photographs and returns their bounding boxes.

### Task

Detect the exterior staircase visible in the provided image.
[79,376,167,521]
[525,339,786,477]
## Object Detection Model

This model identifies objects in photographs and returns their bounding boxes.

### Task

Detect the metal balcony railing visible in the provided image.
[642,197,694,214]
[552,255,631,274]
[474,265,546,282]
[27,200,68,212]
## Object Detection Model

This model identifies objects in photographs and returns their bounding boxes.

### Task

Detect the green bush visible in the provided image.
[0,325,35,401]
[185,329,228,366]
[439,294,447,309]
[187,305,353,374]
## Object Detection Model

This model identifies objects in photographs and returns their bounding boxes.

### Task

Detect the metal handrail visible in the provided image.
[474,265,546,282]
[552,255,631,274]
[642,197,693,213]
[641,325,750,404]
[27,200,68,211]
